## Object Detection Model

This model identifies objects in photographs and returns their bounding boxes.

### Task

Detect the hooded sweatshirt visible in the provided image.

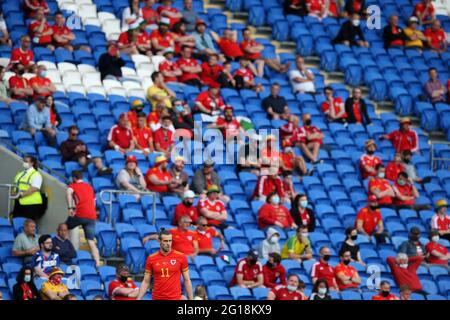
[259,227,281,260]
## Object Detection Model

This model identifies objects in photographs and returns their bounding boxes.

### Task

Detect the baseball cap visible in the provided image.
[155,154,168,166]
[368,195,378,203]
[224,105,234,112]
[162,47,175,56]
[207,184,220,194]
[174,156,185,163]
[35,96,46,104]
[408,16,419,24]
[126,155,137,164]
[196,20,207,27]
[365,139,376,149]
[209,82,221,89]
[183,190,196,199]
[119,112,127,120]
[400,117,411,124]
[204,158,215,167]
[131,99,144,109]
[247,249,259,259]
[48,267,65,278]
[435,199,449,209]
[410,226,421,235]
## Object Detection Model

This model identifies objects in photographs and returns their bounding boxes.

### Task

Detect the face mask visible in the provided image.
[410,235,419,242]
[24,275,31,283]
[367,150,375,155]
[304,119,312,126]
[17,69,25,76]
[318,287,327,295]
[381,291,390,298]
[23,162,30,169]
[184,201,193,207]
[322,254,331,262]
[370,205,378,211]
[271,195,280,205]
[343,259,351,265]
[351,235,358,241]
[198,230,206,235]
[270,236,279,244]
[397,179,406,186]
[352,19,360,27]
[287,285,297,292]
[175,105,184,113]
[432,236,439,243]
[403,159,410,164]
[300,200,308,208]
[378,172,385,179]
[399,263,408,269]
[301,232,309,238]
[120,275,128,282]
[249,258,257,265]
[39,71,47,78]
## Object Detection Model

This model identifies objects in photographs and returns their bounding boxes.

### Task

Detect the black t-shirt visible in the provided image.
[340,241,360,261]
[262,95,287,115]
[310,293,332,300]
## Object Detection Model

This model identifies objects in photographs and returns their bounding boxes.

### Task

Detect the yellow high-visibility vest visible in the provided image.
[14,168,43,205]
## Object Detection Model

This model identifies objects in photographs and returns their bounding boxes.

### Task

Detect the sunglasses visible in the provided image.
[198,224,208,227]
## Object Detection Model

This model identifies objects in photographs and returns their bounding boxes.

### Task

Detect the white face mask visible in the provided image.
[287,285,297,292]
[432,236,439,243]
[24,275,31,283]
[318,287,327,295]
[378,172,385,179]
[270,236,279,244]
[352,19,360,27]
[399,263,408,269]
[301,232,309,238]
[23,162,31,170]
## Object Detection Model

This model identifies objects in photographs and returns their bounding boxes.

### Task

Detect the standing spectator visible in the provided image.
[258,192,297,230]
[195,216,224,256]
[356,195,389,244]
[229,250,264,288]
[51,11,79,52]
[116,155,147,193]
[108,265,139,300]
[194,285,208,300]
[45,96,61,129]
[157,0,182,28]
[21,97,56,145]
[170,99,194,132]
[359,139,382,180]
[147,71,176,109]
[173,190,198,225]
[0,12,11,47]
[424,67,447,104]
[383,15,406,49]
[386,253,424,293]
[150,18,175,55]
[252,168,287,202]
[289,56,315,94]
[176,45,202,88]
[66,170,101,268]
[267,274,307,300]
[335,250,361,291]
[169,156,189,196]
[200,54,223,87]
[263,253,287,289]
[393,172,419,209]
[233,57,263,93]
[40,267,69,300]
[385,152,404,182]
[98,42,126,81]
[211,28,245,61]
[51,223,76,265]
[297,113,324,164]
[32,234,60,279]
[192,159,228,202]
[281,225,313,262]
[153,116,175,158]
[321,86,347,123]
[13,266,41,300]
[194,84,225,115]
[181,0,200,32]
[28,9,54,51]
[425,229,450,267]
[192,20,219,59]
[311,246,339,291]
[333,13,369,47]
[431,199,450,242]
[309,279,332,300]
[290,194,316,232]
[145,154,178,194]
[0,66,14,104]
[197,185,229,230]
[60,125,89,168]
[159,48,182,83]
[345,87,371,126]
[344,0,366,16]
[108,113,135,154]
[9,63,34,102]
[424,20,447,53]
[372,281,399,300]
[142,0,159,32]
[380,118,419,154]
[121,0,143,30]
[133,113,154,156]
[172,21,196,54]
[262,83,290,120]
[259,227,281,260]
[399,285,412,300]
[340,227,365,267]
[404,17,428,50]
[413,0,435,26]
[12,219,40,264]
[368,164,395,207]
[10,36,35,73]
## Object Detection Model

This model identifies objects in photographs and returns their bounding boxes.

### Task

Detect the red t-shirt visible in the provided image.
[69,181,96,220]
[117,32,131,46]
[424,28,446,50]
[137,31,151,46]
[297,125,323,145]
[169,228,198,255]
[9,76,30,100]
[216,117,241,139]
[25,0,48,18]
[195,91,225,113]
[386,129,419,153]
[147,111,160,126]
[145,167,172,193]
[133,126,153,149]
[240,40,261,60]
[108,279,138,300]
[356,207,382,235]
[107,124,133,149]
[52,24,72,46]
[335,262,359,290]
[144,250,188,300]
[173,203,199,225]
[281,152,294,171]
[372,293,398,300]
[196,228,218,251]
[390,27,404,46]
[359,154,382,179]
[262,264,287,289]
[157,6,180,28]
[425,242,449,265]
[10,48,35,67]
[176,58,201,83]
[321,97,347,119]
[352,100,363,123]
[150,30,174,49]
[253,175,286,199]
[234,68,254,83]
[197,198,226,226]
[258,203,293,229]
[29,76,52,100]
[311,261,336,289]
[393,182,415,205]
[219,38,244,59]
[142,7,159,25]
[369,177,393,204]
[200,62,223,87]
[414,3,435,22]
[431,214,450,231]
[385,161,404,182]
[230,258,263,286]
[270,285,305,300]
[29,20,53,44]
[159,60,180,83]
[153,128,174,152]
[127,111,139,130]
[307,0,325,15]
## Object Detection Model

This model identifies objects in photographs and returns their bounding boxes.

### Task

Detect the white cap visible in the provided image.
[160,17,170,25]
[183,190,196,199]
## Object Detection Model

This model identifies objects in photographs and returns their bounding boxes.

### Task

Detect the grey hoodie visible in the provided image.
[259,227,281,260]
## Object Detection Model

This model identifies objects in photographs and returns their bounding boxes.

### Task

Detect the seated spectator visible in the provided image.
[169,156,189,197]
[117,21,149,56]
[399,284,412,300]
[263,253,287,289]
[169,99,194,132]
[211,28,244,61]
[193,285,208,300]
[289,56,315,94]
[309,279,332,300]
[158,0,182,28]
[335,250,361,291]
[145,154,179,193]
[192,159,229,202]
[176,45,202,88]
[383,15,406,49]
[21,97,56,146]
[401,150,431,185]
[135,19,153,57]
[121,0,143,30]
[385,152,404,182]
[340,227,365,266]
[425,230,450,267]
[253,167,287,202]
[142,0,159,32]
[98,42,126,81]
[60,125,90,167]
[45,96,61,129]
[424,67,447,104]
[413,0,435,26]
[424,20,447,53]
[237,133,262,175]
[153,116,175,158]
[321,86,347,123]
[404,16,428,50]
[345,87,371,126]
[108,113,135,154]
[280,147,308,178]
[195,216,224,256]
[356,195,389,244]
[108,264,139,300]
[116,155,147,193]
[262,83,290,120]
[267,274,307,300]
[284,0,308,16]
[431,199,450,242]
[9,63,34,102]
[258,192,297,230]
[359,139,382,180]
[386,253,424,293]
[311,246,339,291]
[181,0,200,32]
[290,194,316,232]
[40,267,69,300]
[10,36,35,73]
[51,223,76,265]
[29,64,56,101]
[200,54,223,87]
[372,281,399,300]
[192,20,219,60]
[0,66,15,104]
[217,61,237,89]
[172,21,196,54]
[24,0,50,18]
[281,225,313,261]
[12,219,40,264]
[233,57,263,93]
[147,71,176,110]
[259,227,281,260]
[393,172,419,209]
[260,135,281,171]
[332,13,369,47]
[0,12,11,47]
[133,112,154,156]
[197,185,229,230]
[92,157,113,177]
[52,11,86,52]
[380,118,419,154]
[150,18,175,55]
[280,115,301,148]
[344,0,366,16]
[368,164,395,207]
[13,266,41,300]
[306,0,339,20]
[297,113,324,164]
[208,105,242,140]
[173,190,198,225]
[159,48,182,83]
[229,249,264,288]
[28,8,54,51]
[32,234,60,279]
[194,84,225,115]
[63,294,77,300]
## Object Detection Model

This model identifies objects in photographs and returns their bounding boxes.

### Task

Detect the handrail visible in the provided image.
[430,141,450,171]
[99,189,157,226]
[0,183,20,216]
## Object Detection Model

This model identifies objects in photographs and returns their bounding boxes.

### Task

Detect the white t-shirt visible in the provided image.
[289,69,316,93]
[0,19,7,31]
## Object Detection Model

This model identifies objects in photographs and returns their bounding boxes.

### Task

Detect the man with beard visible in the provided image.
[262,252,286,289]
[359,139,382,179]
[145,155,180,194]
[230,249,264,288]
[32,234,60,279]
[169,156,189,197]
[173,190,198,225]
[208,105,241,140]
[150,18,175,55]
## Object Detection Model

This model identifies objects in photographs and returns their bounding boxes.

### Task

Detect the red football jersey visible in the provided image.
[169,228,198,255]
[356,207,382,235]
[108,279,138,300]
[10,48,34,66]
[271,285,305,300]
[359,154,382,179]
[230,258,263,286]
[197,198,226,226]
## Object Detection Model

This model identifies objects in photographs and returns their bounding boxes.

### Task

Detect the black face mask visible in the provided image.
[184,201,193,207]
[410,235,420,242]
[367,150,375,155]
[249,258,257,265]
[403,159,410,164]
[351,235,358,241]
[120,275,128,283]
[370,205,378,211]
[381,291,390,298]
[225,116,233,122]
[322,254,331,262]
[304,119,312,126]
[343,259,351,265]
[266,262,273,269]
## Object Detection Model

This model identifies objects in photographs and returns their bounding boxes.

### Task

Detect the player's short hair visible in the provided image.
[158,228,171,240]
